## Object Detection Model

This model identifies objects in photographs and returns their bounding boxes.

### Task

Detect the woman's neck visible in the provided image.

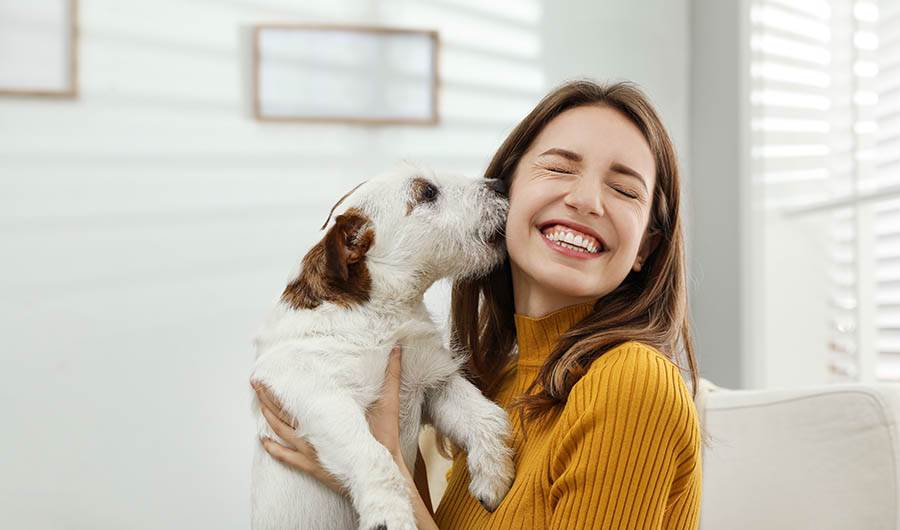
[511,262,599,318]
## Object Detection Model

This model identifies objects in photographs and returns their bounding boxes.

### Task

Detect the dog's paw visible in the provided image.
[359,517,414,530]
[468,449,515,513]
[357,496,416,530]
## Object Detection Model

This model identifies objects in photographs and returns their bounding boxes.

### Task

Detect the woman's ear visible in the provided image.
[323,210,374,283]
[636,229,661,268]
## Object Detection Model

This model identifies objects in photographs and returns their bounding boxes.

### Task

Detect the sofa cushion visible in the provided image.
[698,382,900,530]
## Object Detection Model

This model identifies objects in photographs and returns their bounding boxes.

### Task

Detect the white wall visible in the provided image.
[0,1,689,528]
[540,0,689,164]
[688,0,752,389]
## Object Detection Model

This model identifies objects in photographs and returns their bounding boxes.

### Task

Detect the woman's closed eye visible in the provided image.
[610,185,640,199]
[540,165,576,175]
[539,162,641,199]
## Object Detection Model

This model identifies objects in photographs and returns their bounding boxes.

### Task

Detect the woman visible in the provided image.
[253,79,703,529]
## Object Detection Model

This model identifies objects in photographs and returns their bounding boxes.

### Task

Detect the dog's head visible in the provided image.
[282,162,508,310]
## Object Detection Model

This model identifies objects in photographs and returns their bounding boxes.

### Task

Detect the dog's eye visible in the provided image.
[421,183,438,202]
[408,177,440,212]
[412,177,439,204]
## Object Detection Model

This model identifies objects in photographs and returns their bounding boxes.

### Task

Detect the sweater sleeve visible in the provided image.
[547,342,702,530]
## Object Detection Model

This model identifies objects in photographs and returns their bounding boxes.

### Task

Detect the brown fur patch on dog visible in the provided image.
[282,207,375,310]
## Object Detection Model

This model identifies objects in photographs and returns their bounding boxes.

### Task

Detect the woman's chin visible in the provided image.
[533,272,604,301]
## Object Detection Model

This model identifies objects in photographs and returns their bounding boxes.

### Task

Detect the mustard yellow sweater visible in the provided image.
[433,302,702,529]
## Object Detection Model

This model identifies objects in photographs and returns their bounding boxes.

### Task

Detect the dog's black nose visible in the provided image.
[485,178,507,196]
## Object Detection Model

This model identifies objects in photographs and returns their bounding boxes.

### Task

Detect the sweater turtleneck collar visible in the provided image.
[513,301,596,369]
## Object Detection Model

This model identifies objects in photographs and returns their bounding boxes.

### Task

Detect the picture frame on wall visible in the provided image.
[0,0,78,98]
[251,23,440,125]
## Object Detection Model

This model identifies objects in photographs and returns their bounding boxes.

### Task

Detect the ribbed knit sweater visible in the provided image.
[433,301,702,529]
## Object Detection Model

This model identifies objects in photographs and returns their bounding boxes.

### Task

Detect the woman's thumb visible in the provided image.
[387,343,403,381]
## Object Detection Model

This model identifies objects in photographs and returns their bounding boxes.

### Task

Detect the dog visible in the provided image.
[250,163,515,530]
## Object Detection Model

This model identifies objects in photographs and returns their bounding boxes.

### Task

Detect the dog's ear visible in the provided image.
[322,210,374,283]
[283,207,374,310]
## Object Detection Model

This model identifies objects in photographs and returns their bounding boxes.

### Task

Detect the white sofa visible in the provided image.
[696,378,900,530]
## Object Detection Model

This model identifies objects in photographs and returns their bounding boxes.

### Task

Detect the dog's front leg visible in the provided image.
[257,372,417,530]
[425,372,515,512]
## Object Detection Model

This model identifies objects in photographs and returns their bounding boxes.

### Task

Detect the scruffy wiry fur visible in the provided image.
[250,163,514,530]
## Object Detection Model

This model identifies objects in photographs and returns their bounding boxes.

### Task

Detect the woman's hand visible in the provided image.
[363,342,404,460]
[252,343,407,495]
[253,380,348,495]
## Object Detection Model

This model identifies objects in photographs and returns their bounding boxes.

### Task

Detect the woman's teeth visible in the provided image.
[541,226,603,254]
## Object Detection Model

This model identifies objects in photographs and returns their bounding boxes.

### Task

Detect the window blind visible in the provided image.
[750,0,900,382]
[873,0,900,379]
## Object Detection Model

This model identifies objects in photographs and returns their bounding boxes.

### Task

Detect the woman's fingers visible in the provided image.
[252,382,297,428]
[261,437,313,472]
[253,382,347,496]
[260,437,347,495]
[260,402,303,447]
[259,401,319,462]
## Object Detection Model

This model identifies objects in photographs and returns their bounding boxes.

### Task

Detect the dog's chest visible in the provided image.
[348,332,454,402]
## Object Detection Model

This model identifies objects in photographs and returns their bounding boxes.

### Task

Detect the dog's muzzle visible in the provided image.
[485,178,507,197]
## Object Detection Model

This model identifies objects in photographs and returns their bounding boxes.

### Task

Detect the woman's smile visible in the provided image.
[537,226,607,260]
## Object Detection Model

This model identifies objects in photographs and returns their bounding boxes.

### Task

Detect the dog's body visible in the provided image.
[250,164,515,530]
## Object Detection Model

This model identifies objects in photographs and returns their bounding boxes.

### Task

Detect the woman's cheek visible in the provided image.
[504,200,532,250]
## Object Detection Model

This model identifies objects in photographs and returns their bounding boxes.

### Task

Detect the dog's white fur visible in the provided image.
[250,163,515,530]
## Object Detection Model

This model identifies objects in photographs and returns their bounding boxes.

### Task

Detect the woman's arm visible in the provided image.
[413,448,435,516]
[397,453,440,530]
[547,345,702,530]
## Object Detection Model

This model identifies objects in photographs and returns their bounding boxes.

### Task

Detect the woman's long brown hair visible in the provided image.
[443,79,699,452]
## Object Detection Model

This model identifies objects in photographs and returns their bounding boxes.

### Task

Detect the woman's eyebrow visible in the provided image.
[538,147,582,162]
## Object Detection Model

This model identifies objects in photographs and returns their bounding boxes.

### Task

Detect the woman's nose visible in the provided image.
[564,178,604,216]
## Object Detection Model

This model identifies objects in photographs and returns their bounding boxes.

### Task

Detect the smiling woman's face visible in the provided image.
[506,104,659,317]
